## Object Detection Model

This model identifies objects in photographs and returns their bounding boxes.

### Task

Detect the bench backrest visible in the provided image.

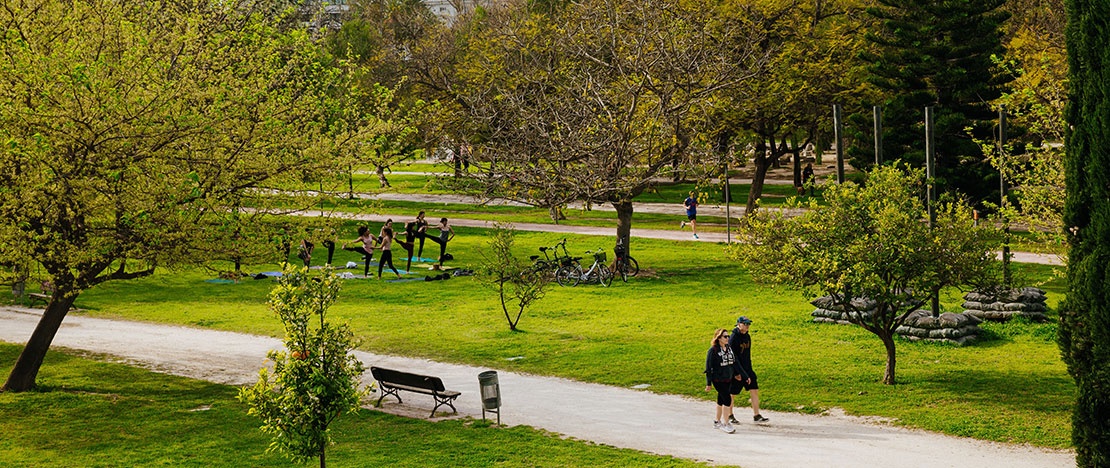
[370,366,446,392]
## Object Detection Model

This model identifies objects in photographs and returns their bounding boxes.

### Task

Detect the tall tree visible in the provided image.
[715,0,872,216]
[0,0,341,391]
[732,165,1000,384]
[452,0,766,247]
[1059,0,1110,463]
[858,0,1012,201]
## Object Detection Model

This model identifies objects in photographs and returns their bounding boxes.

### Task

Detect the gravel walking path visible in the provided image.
[0,307,1072,468]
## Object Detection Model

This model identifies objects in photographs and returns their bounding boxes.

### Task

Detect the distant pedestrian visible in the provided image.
[705,328,749,433]
[802,163,815,197]
[728,316,768,423]
[681,191,699,239]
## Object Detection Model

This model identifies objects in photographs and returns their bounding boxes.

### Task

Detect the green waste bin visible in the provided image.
[478,370,501,424]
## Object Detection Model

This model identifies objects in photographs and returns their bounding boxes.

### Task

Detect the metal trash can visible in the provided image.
[478,370,501,424]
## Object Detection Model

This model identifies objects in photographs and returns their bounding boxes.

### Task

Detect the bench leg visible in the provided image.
[430,394,459,418]
[376,385,402,407]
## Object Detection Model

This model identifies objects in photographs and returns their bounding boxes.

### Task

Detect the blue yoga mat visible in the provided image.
[258,271,283,277]
[204,279,237,284]
[407,257,439,263]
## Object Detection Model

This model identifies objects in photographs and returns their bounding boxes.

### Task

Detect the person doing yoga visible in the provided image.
[342,226,378,277]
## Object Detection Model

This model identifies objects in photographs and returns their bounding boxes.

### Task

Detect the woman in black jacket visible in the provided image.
[704,328,749,433]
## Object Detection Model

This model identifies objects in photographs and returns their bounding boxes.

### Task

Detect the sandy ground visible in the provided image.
[0,307,1073,468]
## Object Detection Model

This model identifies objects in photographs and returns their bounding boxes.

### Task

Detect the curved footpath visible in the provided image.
[0,307,1072,467]
[300,208,1063,266]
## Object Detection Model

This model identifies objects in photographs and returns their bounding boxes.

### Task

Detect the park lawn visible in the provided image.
[0,344,714,468]
[48,228,1076,450]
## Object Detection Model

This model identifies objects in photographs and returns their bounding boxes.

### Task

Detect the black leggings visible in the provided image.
[322,240,335,265]
[378,250,398,277]
[712,380,732,406]
[343,246,373,276]
[416,232,427,258]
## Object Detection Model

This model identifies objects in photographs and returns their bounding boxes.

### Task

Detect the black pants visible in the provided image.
[378,250,398,277]
[712,380,732,406]
[424,235,446,264]
[322,240,335,265]
[343,246,373,276]
[416,232,432,258]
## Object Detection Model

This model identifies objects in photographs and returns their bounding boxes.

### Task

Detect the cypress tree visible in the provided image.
[1059,0,1110,465]
[856,0,1011,201]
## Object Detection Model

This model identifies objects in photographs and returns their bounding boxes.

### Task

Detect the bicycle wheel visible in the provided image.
[627,256,640,277]
[556,265,582,287]
[598,264,613,287]
[615,258,629,282]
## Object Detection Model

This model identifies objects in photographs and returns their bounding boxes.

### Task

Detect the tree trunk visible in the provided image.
[320,440,326,468]
[347,164,355,200]
[3,293,77,391]
[930,286,942,317]
[879,329,897,385]
[375,165,390,188]
[613,200,634,257]
[746,140,771,216]
[548,205,565,223]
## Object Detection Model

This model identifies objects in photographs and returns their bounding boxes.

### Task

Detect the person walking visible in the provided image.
[376,227,402,279]
[681,191,698,239]
[728,316,769,423]
[802,163,816,197]
[705,328,749,433]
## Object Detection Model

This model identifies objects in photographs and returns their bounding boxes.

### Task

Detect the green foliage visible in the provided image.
[1060,0,1110,463]
[239,267,369,466]
[477,225,550,330]
[731,164,1002,384]
[856,0,1012,202]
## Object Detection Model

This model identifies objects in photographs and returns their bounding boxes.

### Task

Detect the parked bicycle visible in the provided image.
[526,238,573,280]
[611,238,640,282]
[557,248,613,287]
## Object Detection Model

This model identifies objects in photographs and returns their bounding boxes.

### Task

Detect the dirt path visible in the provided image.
[0,307,1072,468]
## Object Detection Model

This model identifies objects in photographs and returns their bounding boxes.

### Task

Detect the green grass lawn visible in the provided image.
[27,227,1073,450]
[0,344,715,467]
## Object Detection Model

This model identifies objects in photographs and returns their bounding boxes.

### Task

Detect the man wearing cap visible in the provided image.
[728,316,769,423]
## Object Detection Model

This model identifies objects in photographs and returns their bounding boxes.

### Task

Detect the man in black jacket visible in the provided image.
[728,316,769,423]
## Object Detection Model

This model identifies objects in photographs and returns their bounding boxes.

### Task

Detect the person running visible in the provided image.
[681,191,699,239]
[376,227,402,279]
[728,316,769,423]
[705,328,749,434]
[342,226,378,277]
[414,211,429,258]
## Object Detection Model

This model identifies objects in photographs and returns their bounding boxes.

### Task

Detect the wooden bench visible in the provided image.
[26,281,56,307]
[26,292,52,307]
[370,366,461,418]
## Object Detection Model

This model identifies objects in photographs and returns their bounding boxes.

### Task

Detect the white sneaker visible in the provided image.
[713,421,722,430]
[721,422,735,434]
[693,233,699,239]
[680,221,686,228]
